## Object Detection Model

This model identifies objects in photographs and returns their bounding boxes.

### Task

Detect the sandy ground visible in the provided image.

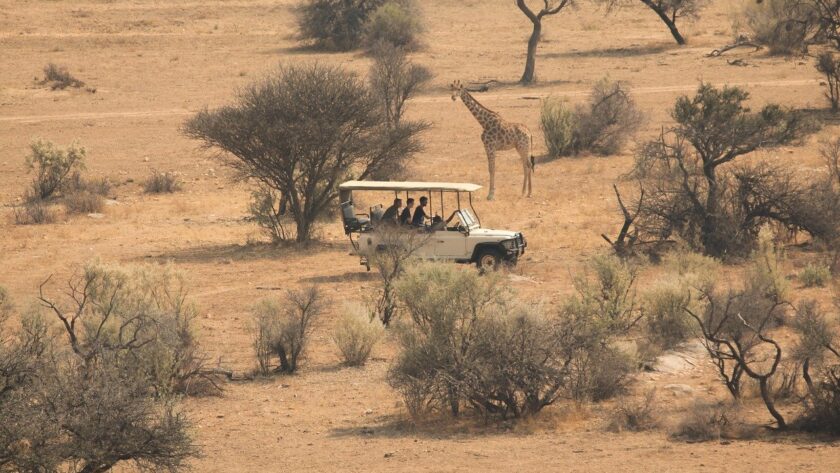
[2,0,840,471]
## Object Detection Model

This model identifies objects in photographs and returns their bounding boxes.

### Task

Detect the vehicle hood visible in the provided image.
[469,228,520,239]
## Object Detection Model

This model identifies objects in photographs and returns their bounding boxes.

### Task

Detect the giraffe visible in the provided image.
[450,80,534,200]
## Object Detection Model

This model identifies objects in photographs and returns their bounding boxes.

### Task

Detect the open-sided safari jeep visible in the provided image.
[338,181,527,271]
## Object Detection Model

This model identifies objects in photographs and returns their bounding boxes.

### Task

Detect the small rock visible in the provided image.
[364,409,374,415]
[384,452,395,458]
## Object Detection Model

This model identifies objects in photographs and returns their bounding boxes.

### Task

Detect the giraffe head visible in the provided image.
[450,80,464,102]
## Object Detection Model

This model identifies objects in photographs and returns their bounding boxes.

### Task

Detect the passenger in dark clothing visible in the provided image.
[399,198,414,225]
[381,198,402,225]
[411,196,430,227]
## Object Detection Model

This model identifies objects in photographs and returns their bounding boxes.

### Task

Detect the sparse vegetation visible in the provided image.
[26,138,86,200]
[63,189,105,214]
[607,390,659,432]
[800,262,832,287]
[144,169,183,193]
[643,279,693,350]
[13,199,56,225]
[40,62,85,89]
[184,64,424,242]
[672,401,739,441]
[251,287,324,374]
[332,306,384,366]
[369,226,430,325]
[541,78,642,158]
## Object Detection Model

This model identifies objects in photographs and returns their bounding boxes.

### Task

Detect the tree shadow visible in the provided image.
[328,414,514,440]
[800,107,840,126]
[544,43,674,59]
[139,241,345,264]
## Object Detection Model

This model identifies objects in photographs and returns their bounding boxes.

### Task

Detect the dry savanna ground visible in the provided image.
[2,0,840,471]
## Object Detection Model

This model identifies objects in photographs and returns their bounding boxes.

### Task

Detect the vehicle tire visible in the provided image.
[475,248,503,272]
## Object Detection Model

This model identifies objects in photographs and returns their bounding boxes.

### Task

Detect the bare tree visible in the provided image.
[184,64,424,242]
[516,0,572,84]
[685,283,788,428]
[368,225,430,325]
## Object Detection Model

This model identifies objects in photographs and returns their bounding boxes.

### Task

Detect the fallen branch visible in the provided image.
[707,41,763,57]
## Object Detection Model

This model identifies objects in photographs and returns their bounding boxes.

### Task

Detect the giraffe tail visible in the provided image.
[530,155,536,173]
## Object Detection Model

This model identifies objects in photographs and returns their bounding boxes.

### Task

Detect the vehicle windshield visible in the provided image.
[459,209,479,229]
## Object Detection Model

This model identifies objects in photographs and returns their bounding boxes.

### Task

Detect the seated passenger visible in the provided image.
[381,198,402,226]
[411,196,430,227]
[399,198,414,225]
[430,215,446,231]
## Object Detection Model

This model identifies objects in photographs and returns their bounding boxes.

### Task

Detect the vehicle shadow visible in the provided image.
[300,271,377,284]
[140,241,345,264]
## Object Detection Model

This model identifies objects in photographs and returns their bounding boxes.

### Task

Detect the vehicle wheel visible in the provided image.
[475,248,502,272]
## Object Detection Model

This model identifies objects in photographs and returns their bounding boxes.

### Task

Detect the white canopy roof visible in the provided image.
[339,180,482,193]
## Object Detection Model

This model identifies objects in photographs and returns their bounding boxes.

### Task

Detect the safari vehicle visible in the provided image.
[338,181,527,271]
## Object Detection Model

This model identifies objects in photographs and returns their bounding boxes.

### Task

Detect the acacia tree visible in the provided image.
[184,64,423,242]
[626,84,815,257]
[516,0,572,84]
[638,0,706,44]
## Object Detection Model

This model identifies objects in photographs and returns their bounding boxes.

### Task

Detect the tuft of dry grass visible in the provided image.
[40,63,85,89]
[332,306,384,366]
[13,200,56,225]
[143,170,182,194]
[64,190,105,214]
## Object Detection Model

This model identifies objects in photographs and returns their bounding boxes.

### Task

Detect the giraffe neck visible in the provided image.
[460,90,498,130]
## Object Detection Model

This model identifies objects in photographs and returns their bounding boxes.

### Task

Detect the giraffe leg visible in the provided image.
[485,145,496,201]
[517,144,532,198]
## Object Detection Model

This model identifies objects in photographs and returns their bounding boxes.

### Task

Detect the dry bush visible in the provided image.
[672,401,739,441]
[25,138,86,200]
[369,225,430,325]
[332,305,384,366]
[643,280,693,350]
[64,172,112,197]
[40,63,85,89]
[661,247,721,287]
[817,51,840,112]
[37,262,223,396]
[251,287,324,374]
[13,200,56,225]
[541,78,641,158]
[389,258,640,420]
[736,0,818,54]
[64,190,105,214]
[248,185,292,243]
[184,63,423,243]
[607,390,659,432]
[364,0,423,50]
[143,169,182,193]
[791,300,840,434]
[800,262,832,287]
[0,266,202,473]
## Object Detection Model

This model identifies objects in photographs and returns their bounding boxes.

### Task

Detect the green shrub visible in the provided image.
[332,306,384,366]
[143,170,182,194]
[364,1,423,49]
[25,139,86,200]
[643,280,693,350]
[297,0,385,51]
[800,262,831,287]
[540,79,641,158]
[540,97,578,158]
